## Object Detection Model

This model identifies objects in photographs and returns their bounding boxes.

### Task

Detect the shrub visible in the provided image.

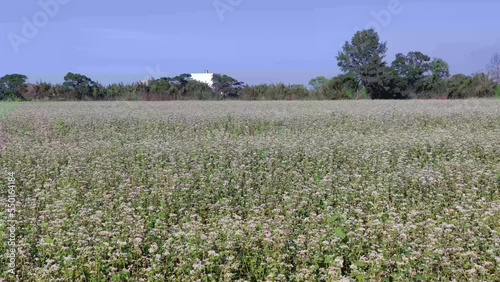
[185,80,217,100]
[286,84,310,100]
[240,84,311,100]
[319,74,358,99]
[447,73,495,99]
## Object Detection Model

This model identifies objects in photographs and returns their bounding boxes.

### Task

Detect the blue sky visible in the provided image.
[1,0,499,85]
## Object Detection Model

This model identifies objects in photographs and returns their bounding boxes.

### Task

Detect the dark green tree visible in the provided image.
[63,72,98,100]
[412,58,450,98]
[319,74,359,99]
[336,29,392,99]
[370,66,407,99]
[430,58,450,82]
[391,51,431,94]
[150,78,173,94]
[185,80,217,100]
[0,74,28,100]
[165,74,191,90]
[212,74,244,99]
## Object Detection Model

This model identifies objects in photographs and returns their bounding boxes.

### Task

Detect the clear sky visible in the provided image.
[1,0,499,85]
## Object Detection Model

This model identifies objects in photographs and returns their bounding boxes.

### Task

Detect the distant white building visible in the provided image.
[190,70,218,88]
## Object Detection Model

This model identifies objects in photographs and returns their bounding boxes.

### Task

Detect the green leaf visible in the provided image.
[158,211,167,219]
[327,215,336,224]
[355,274,366,281]
[324,255,334,264]
[44,237,54,244]
[41,222,49,227]
[355,261,367,267]
[335,228,346,239]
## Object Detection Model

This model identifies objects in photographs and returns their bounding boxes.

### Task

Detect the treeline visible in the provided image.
[331,29,500,100]
[1,29,499,101]
[0,73,232,101]
[0,72,318,101]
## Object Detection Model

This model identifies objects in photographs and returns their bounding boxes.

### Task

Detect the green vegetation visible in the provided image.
[2,30,498,101]
[308,76,329,91]
[0,74,28,101]
[0,102,22,120]
[1,101,499,281]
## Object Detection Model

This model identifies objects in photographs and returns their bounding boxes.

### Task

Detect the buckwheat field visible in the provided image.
[0,100,499,282]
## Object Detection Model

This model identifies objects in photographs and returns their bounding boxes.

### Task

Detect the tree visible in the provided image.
[150,78,173,94]
[176,74,192,86]
[154,74,192,97]
[391,51,431,93]
[166,74,192,89]
[106,83,130,99]
[212,74,244,99]
[336,29,389,99]
[308,76,328,91]
[370,66,407,99]
[287,84,310,100]
[392,52,431,77]
[470,73,496,98]
[0,74,28,100]
[430,58,450,82]
[487,53,500,84]
[390,51,436,97]
[447,73,495,99]
[319,74,359,99]
[185,80,217,100]
[91,82,107,100]
[63,72,97,100]
[412,58,450,98]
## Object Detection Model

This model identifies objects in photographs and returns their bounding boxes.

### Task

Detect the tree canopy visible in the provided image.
[0,74,28,100]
